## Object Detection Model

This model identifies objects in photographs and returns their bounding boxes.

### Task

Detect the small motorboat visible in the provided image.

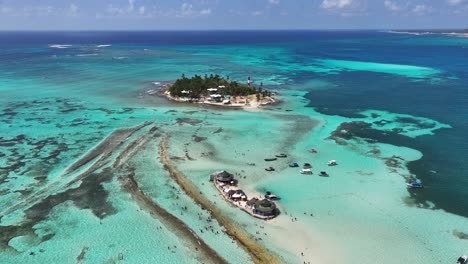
[265,167,275,172]
[264,158,277,161]
[275,153,287,158]
[327,160,337,166]
[289,162,299,167]
[308,148,317,153]
[319,171,329,177]
[303,163,312,169]
[300,169,312,174]
[265,191,279,200]
[406,181,423,188]
[457,255,467,264]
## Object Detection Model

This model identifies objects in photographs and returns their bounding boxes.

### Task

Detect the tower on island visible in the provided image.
[247,75,251,87]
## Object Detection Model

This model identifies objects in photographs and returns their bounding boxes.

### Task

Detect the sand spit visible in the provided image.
[65,124,228,264]
[119,167,228,264]
[2,122,231,263]
[158,134,283,264]
[109,125,230,264]
[71,124,230,264]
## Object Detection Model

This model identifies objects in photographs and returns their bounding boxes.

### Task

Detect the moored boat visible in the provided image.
[319,171,329,177]
[406,181,423,188]
[457,255,467,264]
[264,158,277,161]
[303,163,312,169]
[327,160,337,166]
[308,148,317,153]
[275,153,287,158]
[265,191,279,200]
[289,162,299,167]
[265,167,275,172]
[300,168,312,174]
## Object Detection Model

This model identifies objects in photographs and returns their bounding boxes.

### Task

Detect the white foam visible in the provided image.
[75,53,99,57]
[385,30,433,36]
[96,44,112,48]
[386,30,468,38]
[48,44,72,49]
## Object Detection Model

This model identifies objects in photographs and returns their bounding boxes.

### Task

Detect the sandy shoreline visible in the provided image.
[158,134,283,264]
[119,167,229,264]
[156,86,278,110]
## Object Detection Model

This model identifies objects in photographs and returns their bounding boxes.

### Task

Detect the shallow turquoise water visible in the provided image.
[1,31,467,263]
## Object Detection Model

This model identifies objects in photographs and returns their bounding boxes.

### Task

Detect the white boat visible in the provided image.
[327,160,337,166]
[457,255,467,264]
[265,194,278,200]
[265,191,278,200]
[300,169,312,174]
[406,182,423,188]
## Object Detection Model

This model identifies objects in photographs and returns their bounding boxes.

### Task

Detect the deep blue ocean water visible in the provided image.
[1,30,468,219]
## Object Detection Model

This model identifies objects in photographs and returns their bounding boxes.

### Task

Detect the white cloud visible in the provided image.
[447,0,467,5]
[128,0,135,12]
[0,6,13,14]
[23,6,55,16]
[321,0,352,9]
[252,10,263,16]
[412,4,432,15]
[200,8,211,15]
[449,0,468,14]
[106,5,125,15]
[384,0,401,11]
[105,0,154,17]
[268,0,280,5]
[320,0,365,16]
[0,4,81,17]
[181,3,193,12]
[180,3,194,16]
[177,3,212,17]
[68,3,78,16]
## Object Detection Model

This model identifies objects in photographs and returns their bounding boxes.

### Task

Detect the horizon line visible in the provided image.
[0,28,467,32]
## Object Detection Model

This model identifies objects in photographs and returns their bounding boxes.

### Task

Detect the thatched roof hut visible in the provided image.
[246,198,259,207]
[253,199,277,216]
[212,170,234,183]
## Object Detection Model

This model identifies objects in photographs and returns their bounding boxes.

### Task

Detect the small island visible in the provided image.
[161,74,277,108]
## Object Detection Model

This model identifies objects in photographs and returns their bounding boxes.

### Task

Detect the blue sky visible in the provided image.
[0,0,467,30]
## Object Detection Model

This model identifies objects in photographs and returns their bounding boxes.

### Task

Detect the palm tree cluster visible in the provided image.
[169,74,268,98]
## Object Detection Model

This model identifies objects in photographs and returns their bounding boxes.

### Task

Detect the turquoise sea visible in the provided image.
[1,31,468,263]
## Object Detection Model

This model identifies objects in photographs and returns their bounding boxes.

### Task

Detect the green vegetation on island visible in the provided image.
[168,74,272,99]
